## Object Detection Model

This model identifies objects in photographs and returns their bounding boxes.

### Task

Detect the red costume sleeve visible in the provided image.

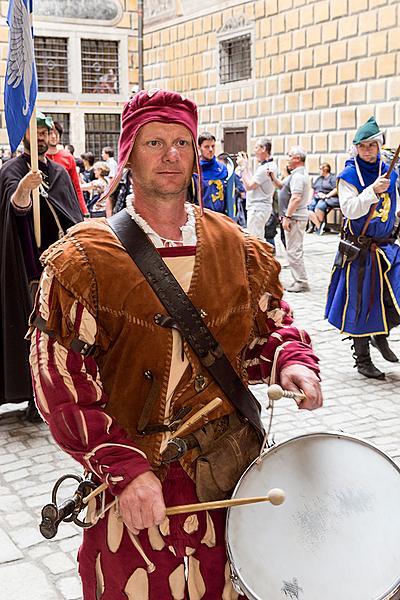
[30,279,151,496]
[244,299,320,385]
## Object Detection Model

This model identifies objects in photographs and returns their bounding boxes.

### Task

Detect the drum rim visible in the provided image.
[226,430,400,600]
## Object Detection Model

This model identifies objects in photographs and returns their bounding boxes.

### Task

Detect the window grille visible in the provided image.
[84,113,120,160]
[46,113,70,144]
[81,39,119,94]
[34,37,69,93]
[219,34,251,84]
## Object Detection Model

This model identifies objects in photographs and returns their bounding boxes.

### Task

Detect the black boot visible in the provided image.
[352,337,385,380]
[370,335,399,362]
[25,399,42,423]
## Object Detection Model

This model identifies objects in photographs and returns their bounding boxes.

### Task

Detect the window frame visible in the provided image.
[34,35,69,94]
[34,24,129,103]
[216,22,255,89]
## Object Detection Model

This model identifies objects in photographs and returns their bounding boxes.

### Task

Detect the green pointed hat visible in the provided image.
[36,110,54,130]
[353,116,383,145]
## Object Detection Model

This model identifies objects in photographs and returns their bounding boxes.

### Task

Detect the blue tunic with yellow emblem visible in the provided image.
[193,156,228,213]
[325,156,400,335]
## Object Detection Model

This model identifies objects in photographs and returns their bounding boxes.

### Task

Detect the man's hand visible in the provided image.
[18,170,43,193]
[279,364,322,410]
[282,216,292,231]
[236,151,248,169]
[118,471,166,535]
[372,175,390,195]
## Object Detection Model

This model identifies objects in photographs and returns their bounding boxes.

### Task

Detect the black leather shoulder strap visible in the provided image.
[108,209,264,437]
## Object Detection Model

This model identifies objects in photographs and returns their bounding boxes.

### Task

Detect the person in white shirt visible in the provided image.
[269,146,310,293]
[236,137,278,240]
[101,146,118,179]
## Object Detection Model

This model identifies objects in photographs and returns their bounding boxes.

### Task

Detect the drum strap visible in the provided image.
[107,209,265,439]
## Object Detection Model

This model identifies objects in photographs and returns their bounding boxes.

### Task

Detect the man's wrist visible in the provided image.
[284,214,293,219]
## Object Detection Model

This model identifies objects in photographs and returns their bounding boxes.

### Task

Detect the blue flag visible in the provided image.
[4,0,38,152]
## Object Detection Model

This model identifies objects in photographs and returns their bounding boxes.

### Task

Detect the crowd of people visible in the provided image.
[0,91,399,598]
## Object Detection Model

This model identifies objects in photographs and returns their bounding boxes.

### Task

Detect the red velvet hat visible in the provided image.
[104,89,200,204]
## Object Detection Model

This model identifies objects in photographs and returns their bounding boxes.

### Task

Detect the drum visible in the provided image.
[226,432,400,600]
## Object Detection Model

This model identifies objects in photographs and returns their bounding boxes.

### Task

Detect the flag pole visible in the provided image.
[29,106,41,248]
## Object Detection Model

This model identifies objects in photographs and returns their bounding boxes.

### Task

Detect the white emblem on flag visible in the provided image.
[6,0,34,116]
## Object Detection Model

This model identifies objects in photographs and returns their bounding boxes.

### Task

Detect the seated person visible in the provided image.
[307,162,339,234]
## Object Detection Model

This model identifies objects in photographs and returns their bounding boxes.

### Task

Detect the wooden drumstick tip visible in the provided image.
[267,384,285,401]
[267,488,285,506]
[267,384,306,404]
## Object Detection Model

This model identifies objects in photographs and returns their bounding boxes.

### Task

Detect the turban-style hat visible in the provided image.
[106,89,199,200]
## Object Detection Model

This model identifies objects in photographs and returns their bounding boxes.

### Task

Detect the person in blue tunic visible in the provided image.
[325,117,400,379]
[195,132,228,213]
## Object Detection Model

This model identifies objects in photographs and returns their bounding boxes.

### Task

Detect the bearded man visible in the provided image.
[0,111,82,420]
[29,90,322,598]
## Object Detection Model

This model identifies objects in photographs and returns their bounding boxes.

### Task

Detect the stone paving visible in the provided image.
[0,230,399,599]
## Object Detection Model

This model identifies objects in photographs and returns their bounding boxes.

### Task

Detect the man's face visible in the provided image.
[129,122,194,199]
[254,143,267,163]
[48,127,59,149]
[357,141,379,163]
[287,148,301,170]
[198,139,215,161]
[101,149,108,161]
[23,126,49,156]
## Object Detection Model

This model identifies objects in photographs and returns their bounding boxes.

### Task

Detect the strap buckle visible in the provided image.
[200,344,224,367]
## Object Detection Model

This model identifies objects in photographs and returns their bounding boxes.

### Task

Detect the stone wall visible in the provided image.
[143,0,400,175]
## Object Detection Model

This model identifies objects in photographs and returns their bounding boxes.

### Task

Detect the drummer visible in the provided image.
[29,89,322,599]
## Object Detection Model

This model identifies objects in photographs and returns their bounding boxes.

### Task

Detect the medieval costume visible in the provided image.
[194,156,228,213]
[0,150,83,410]
[29,90,320,599]
[326,117,400,379]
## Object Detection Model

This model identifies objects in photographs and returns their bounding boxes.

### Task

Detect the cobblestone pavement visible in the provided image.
[1,231,399,599]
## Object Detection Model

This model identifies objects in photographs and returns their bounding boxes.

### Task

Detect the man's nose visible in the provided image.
[164,145,179,160]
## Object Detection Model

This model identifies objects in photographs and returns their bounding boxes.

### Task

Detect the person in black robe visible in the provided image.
[0,111,83,420]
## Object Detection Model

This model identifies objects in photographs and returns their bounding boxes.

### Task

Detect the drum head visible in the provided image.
[226,433,400,600]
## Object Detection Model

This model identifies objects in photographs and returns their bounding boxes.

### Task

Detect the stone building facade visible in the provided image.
[143,0,400,175]
[0,0,138,157]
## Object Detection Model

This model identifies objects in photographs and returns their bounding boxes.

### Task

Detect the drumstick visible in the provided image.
[82,482,108,505]
[82,399,223,505]
[172,397,223,438]
[166,488,285,515]
[267,384,306,404]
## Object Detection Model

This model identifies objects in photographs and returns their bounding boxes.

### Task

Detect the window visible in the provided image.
[223,127,247,159]
[219,34,251,84]
[84,113,120,159]
[34,37,69,93]
[81,39,119,94]
[46,113,70,144]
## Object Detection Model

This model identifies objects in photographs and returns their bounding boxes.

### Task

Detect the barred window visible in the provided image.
[34,37,69,93]
[84,114,120,160]
[46,113,70,144]
[219,34,251,84]
[81,39,119,94]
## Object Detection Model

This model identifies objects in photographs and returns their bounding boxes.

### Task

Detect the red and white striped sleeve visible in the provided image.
[29,266,151,496]
[244,295,320,385]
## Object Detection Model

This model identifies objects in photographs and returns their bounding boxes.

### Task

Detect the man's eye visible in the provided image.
[177,140,190,147]
[147,140,161,147]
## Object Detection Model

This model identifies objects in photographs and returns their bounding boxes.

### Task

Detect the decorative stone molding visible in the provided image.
[218,15,251,35]
[144,0,176,21]
[35,0,122,22]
